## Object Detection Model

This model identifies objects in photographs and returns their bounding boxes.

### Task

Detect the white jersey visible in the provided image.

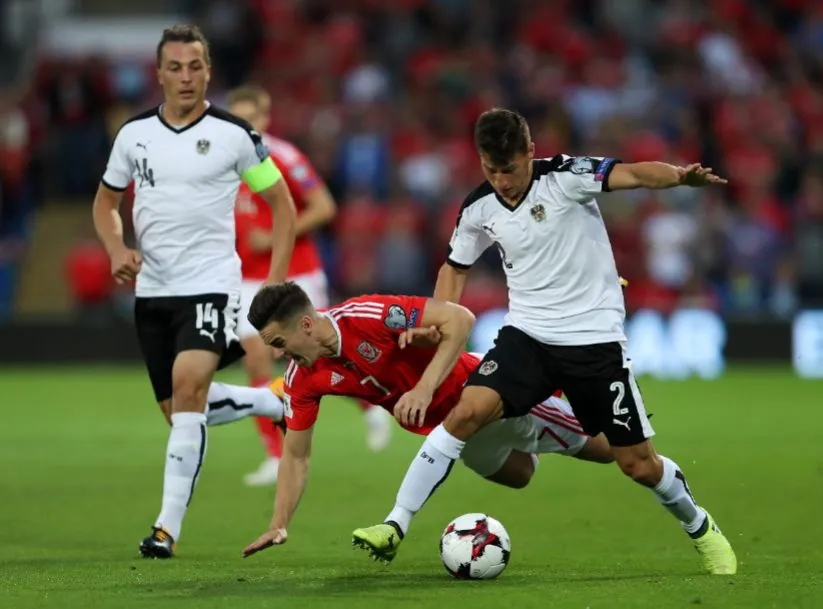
[102,104,271,298]
[447,155,626,346]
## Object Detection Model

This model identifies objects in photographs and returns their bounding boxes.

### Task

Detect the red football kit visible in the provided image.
[235,134,323,280]
[283,295,481,435]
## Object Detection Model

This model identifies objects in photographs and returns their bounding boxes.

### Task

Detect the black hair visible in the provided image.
[248,281,313,331]
[156,24,211,67]
[474,107,531,166]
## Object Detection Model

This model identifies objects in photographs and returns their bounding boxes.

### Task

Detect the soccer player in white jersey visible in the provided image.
[353,108,738,575]
[91,25,297,559]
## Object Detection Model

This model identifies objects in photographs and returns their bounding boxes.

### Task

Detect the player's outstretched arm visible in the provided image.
[433,262,469,304]
[607,162,728,191]
[394,300,475,427]
[242,426,314,557]
[258,178,297,284]
[92,183,142,284]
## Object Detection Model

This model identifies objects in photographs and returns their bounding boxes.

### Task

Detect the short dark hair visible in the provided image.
[474,108,531,166]
[156,24,211,68]
[248,282,313,331]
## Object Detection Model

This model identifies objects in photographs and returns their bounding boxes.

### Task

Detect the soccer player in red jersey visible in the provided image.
[239,282,612,557]
[228,86,392,486]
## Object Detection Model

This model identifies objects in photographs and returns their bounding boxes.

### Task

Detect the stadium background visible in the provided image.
[1,0,823,375]
[0,2,821,608]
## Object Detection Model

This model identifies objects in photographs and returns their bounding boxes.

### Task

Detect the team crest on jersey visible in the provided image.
[478,360,498,376]
[357,341,382,363]
[196,139,211,155]
[530,204,547,223]
[384,305,407,330]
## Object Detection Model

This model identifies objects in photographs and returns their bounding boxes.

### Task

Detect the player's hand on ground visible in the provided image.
[243,527,288,558]
[248,228,273,253]
[394,385,434,427]
[677,163,728,187]
[398,326,442,349]
[110,246,142,284]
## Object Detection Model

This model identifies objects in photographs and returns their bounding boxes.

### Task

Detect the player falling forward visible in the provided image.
[92,25,297,558]
[238,283,613,558]
[353,108,737,574]
[227,85,392,486]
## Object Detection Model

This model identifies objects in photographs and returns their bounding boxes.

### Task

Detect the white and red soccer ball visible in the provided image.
[439,513,511,580]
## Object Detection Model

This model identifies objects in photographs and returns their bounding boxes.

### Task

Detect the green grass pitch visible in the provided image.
[0,366,821,608]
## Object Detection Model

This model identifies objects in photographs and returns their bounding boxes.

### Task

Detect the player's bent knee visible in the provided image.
[443,386,504,438]
[172,350,220,413]
[613,442,661,486]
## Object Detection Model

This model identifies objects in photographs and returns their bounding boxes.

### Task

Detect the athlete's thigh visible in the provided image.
[550,342,655,447]
[290,270,329,308]
[461,416,539,478]
[237,279,264,340]
[171,292,245,371]
[466,326,559,419]
[134,297,175,402]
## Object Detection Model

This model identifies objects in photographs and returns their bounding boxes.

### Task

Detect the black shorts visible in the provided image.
[467,326,654,447]
[134,293,245,402]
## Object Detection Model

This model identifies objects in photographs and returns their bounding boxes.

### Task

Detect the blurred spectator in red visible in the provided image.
[64,242,116,323]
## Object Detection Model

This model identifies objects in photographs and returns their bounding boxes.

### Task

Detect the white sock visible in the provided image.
[653,455,707,535]
[205,382,283,426]
[384,425,465,535]
[155,411,208,541]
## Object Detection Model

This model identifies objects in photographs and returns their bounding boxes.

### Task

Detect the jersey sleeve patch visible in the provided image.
[384,304,408,330]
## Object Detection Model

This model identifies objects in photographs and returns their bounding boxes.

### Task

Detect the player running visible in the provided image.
[92,25,296,558]
[352,108,737,575]
[239,282,612,558]
[227,85,392,487]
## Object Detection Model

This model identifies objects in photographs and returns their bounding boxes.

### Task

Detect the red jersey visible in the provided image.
[235,134,324,280]
[283,294,480,435]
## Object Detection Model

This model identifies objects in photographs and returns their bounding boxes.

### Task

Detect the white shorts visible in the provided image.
[236,269,329,339]
[460,396,589,477]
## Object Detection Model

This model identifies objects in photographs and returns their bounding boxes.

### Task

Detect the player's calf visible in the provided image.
[484,450,536,489]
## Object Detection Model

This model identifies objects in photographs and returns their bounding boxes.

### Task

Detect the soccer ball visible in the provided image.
[439,513,511,579]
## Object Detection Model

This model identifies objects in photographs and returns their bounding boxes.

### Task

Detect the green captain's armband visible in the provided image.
[242,157,282,193]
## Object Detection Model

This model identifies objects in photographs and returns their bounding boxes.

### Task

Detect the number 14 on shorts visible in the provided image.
[196,302,219,343]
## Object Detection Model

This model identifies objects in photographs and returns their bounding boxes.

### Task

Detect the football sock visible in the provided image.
[653,455,707,536]
[384,425,465,535]
[155,411,207,541]
[205,382,284,426]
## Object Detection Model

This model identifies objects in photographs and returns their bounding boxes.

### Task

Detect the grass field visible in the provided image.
[1,366,821,608]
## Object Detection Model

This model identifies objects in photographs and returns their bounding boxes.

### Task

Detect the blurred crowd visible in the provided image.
[2,0,823,321]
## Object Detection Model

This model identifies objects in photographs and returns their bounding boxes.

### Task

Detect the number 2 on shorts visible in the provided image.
[610,381,628,416]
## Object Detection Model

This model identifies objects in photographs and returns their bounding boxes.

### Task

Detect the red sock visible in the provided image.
[356,399,372,413]
[252,377,283,459]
